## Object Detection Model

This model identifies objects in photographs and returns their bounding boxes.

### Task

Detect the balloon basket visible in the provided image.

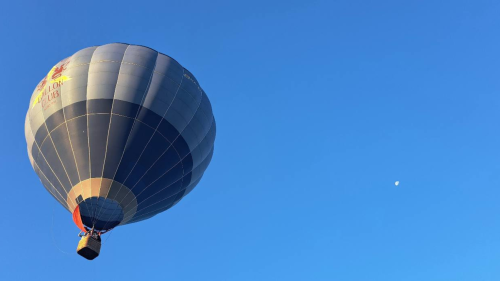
[77,235,101,260]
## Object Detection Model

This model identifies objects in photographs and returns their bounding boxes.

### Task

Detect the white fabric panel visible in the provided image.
[87,43,127,100]
[113,47,157,105]
[61,47,97,107]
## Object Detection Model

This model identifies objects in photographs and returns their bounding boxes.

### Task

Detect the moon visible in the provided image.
[395,181,400,186]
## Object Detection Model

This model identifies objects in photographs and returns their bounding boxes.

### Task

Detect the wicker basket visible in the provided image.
[77,235,101,260]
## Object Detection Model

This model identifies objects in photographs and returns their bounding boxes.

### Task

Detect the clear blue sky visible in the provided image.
[1,0,500,280]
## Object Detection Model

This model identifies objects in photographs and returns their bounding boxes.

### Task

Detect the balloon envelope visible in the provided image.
[25,43,216,231]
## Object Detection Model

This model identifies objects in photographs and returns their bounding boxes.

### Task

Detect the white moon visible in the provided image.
[395,181,400,186]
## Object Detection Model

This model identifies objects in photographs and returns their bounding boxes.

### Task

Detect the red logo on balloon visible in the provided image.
[36,77,47,91]
[51,61,70,80]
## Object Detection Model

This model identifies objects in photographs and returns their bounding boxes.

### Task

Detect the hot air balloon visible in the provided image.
[24,43,216,260]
